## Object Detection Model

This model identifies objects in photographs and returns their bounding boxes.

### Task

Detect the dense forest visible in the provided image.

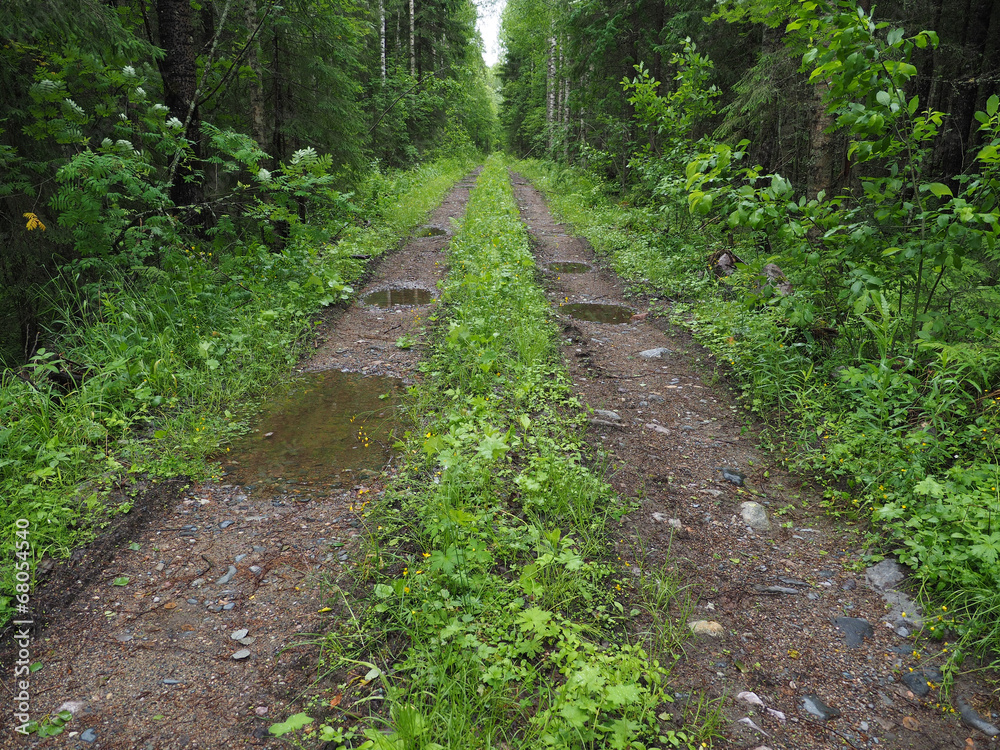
[5,0,1000,728]
[1,0,497,365]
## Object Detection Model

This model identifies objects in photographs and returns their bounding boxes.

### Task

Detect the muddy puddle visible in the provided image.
[561,302,634,324]
[220,369,403,494]
[415,225,448,237]
[362,287,434,307]
[546,261,591,274]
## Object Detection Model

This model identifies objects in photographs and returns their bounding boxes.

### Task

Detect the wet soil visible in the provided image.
[0,172,478,750]
[510,172,999,750]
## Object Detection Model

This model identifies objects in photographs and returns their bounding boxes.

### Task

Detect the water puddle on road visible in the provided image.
[415,225,448,237]
[561,302,634,324]
[362,287,434,307]
[547,261,591,274]
[220,370,402,495]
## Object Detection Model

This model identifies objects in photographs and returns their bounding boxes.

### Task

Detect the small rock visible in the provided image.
[263,431,274,439]
[80,728,97,742]
[806,592,819,601]
[154,563,164,571]
[594,409,621,421]
[778,577,808,586]
[957,696,1000,737]
[216,565,237,585]
[162,679,182,685]
[801,694,841,721]
[231,629,249,640]
[219,520,235,529]
[865,559,906,591]
[833,616,874,648]
[688,620,724,638]
[700,488,723,498]
[817,569,835,579]
[235,554,248,563]
[718,467,745,486]
[252,545,266,553]
[841,578,857,591]
[901,670,936,697]
[186,598,198,604]
[249,565,262,576]
[736,691,766,708]
[223,602,235,611]
[755,586,798,595]
[738,717,770,737]
[232,649,251,660]
[740,502,770,531]
[645,423,670,435]
[255,706,269,716]
[239,636,256,645]
[638,347,673,359]
[190,578,205,588]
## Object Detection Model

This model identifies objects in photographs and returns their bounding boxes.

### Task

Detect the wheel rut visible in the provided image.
[2,171,479,750]
[510,172,998,750]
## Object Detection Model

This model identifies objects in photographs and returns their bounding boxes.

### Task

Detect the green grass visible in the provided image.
[517,158,1000,688]
[274,155,708,749]
[0,156,476,624]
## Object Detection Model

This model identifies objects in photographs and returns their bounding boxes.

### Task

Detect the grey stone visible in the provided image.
[219,520,235,529]
[186,598,198,604]
[719,467,745,486]
[842,578,857,591]
[833,616,874,648]
[232,649,251,660]
[638,347,673,360]
[235,554,248,563]
[865,559,906,591]
[957,696,1000,736]
[801,694,841,721]
[239,636,256,645]
[901,670,937,697]
[231,629,249,640]
[817,569,835,579]
[778,577,809,587]
[740,502,770,531]
[806,592,819,601]
[162,679,182,685]
[252,545,266,553]
[223,603,235,611]
[80,728,98,742]
[190,578,205,588]
[593,409,621,421]
[250,565,263,575]
[755,585,798,595]
[215,565,237,585]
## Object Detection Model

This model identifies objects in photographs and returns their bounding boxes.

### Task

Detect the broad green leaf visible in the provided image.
[925,182,953,198]
[269,713,313,737]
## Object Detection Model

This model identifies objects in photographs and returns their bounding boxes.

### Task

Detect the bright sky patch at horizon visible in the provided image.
[476,0,506,67]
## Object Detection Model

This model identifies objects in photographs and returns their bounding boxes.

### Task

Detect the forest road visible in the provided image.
[510,171,999,750]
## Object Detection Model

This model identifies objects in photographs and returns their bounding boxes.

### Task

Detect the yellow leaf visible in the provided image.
[23,212,46,231]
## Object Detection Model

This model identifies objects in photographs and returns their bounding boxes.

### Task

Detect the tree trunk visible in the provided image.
[156,0,203,208]
[244,0,268,152]
[547,35,556,154]
[808,80,836,199]
[409,0,416,77]
[380,0,386,81]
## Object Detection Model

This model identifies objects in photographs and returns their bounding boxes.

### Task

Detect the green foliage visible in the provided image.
[0,156,473,624]
[278,157,709,750]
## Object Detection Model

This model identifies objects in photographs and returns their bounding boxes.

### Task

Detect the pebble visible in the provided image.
[232,649,251,660]
[162,679,182,685]
[718,467,745,486]
[842,578,857,590]
[250,565,263,575]
[688,620,724,637]
[235,554,248,563]
[833,616,874,648]
[186,598,198,604]
[801,694,841,721]
[216,565,237,585]
[594,409,621,421]
[190,578,205,588]
[755,585,798,595]
[223,603,235,611]
[957,696,1000,736]
[80,728,97,742]
[219,520,235,529]
[865,559,906,591]
[638,347,673,359]
[740,502,770,531]
[252,546,266,553]
[901,669,938,697]
[231,629,249,640]
[155,563,164,571]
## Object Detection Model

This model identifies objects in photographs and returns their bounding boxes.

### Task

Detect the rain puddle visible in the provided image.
[561,302,634,324]
[547,261,591,274]
[362,287,434,307]
[221,370,402,495]
[415,225,448,237]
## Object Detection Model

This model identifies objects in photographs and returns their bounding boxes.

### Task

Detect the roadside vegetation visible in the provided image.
[0,156,475,624]
[271,156,713,749]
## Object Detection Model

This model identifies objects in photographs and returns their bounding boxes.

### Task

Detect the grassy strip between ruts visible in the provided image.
[271,155,712,749]
[0,156,475,624]
[516,159,1000,684]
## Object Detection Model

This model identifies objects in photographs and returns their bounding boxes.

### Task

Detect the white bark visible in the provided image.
[409,0,416,77]
[379,0,385,81]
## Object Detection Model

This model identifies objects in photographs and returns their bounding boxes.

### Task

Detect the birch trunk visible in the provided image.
[409,0,416,77]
